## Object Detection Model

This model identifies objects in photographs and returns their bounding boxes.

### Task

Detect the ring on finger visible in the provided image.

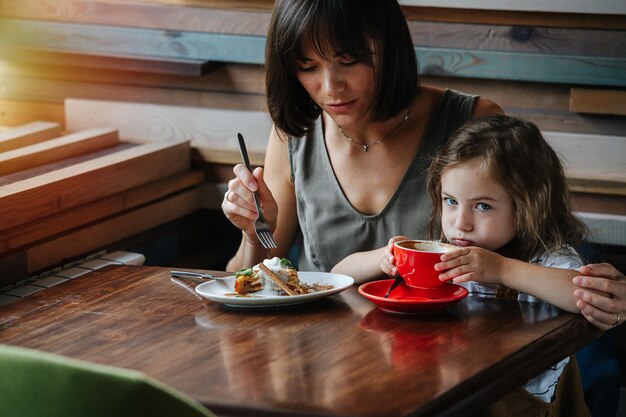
[225,190,231,202]
[612,313,620,327]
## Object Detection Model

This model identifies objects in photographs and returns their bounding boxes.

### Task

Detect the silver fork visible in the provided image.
[237,133,277,249]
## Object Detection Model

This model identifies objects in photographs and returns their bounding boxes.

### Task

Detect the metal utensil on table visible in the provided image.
[170,270,228,286]
[384,275,404,298]
[237,132,277,250]
[170,270,217,280]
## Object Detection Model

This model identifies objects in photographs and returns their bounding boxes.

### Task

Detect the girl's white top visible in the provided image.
[458,245,583,403]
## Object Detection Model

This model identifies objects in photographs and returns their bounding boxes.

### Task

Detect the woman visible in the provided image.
[222,0,502,275]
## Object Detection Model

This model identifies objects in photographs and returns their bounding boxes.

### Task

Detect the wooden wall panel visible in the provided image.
[22,188,200,274]
[2,0,623,30]
[0,140,190,231]
[0,170,203,252]
[0,0,623,253]
[2,18,624,86]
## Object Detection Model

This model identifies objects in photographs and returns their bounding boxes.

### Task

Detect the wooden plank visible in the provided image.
[64,98,272,157]
[0,0,270,36]
[2,18,625,86]
[0,74,265,111]
[0,128,119,176]
[0,140,191,231]
[407,21,626,58]
[577,212,626,246]
[0,61,265,96]
[414,47,626,87]
[402,7,626,30]
[0,121,62,152]
[3,0,622,31]
[0,45,213,76]
[0,170,203,253]
[194,147,264,166]
[545,131,626,181]
[0,18,267,65]
[77,0,626,16]
[545,131,626,196]
[0,143,135,186]
[91,0,272,11]
[0,99,64,128]
[399,0,626,15]
[571,193,626,216]
[569,88,626,116]
[568,179,626,197]
[19,188,200,274]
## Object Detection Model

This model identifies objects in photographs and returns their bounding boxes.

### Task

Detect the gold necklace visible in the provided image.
[337,106,411,152]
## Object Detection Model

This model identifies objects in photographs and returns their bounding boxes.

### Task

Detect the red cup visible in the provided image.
[393,240,455,289]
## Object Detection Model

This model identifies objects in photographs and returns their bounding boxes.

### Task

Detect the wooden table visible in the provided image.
[0,265,602,417]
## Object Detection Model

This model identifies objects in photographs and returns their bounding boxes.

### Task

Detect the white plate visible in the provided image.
[195,272,355,308]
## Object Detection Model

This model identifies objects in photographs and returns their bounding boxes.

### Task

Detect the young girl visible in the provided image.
[426,114,587,312]
[378,114,590,415]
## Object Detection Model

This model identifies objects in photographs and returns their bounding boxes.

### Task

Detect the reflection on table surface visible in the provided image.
[0,265,600,417]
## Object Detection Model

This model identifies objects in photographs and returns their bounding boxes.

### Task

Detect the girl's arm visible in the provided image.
[437,247,580,312]
[332,236,409,284]
[225,127,299,272]
[331,246,388,284]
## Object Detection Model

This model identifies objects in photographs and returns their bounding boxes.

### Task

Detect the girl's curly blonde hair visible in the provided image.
[427,114,586,261]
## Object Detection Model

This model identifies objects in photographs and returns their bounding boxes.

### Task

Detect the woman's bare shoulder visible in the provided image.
[472,97,505,118]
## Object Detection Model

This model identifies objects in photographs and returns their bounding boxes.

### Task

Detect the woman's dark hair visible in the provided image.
[426,114,587,261]
[266,0,419,137]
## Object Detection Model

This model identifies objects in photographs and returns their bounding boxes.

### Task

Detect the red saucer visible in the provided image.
[358,279,468,314]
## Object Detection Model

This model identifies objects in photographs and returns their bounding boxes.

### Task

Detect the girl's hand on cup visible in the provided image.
[222,165,278,247]
[380,236,409,276]
[436,246,504,285]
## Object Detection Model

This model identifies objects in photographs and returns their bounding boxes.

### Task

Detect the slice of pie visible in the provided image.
[234,257,308,295]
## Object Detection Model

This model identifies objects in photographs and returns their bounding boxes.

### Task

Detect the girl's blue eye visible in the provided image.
[443,197,457,206]
[476,202,492,212]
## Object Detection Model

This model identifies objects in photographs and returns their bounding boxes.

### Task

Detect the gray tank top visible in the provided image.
[288,89,477,272]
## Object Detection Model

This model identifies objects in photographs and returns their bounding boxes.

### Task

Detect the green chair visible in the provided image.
[0,344,215,417]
